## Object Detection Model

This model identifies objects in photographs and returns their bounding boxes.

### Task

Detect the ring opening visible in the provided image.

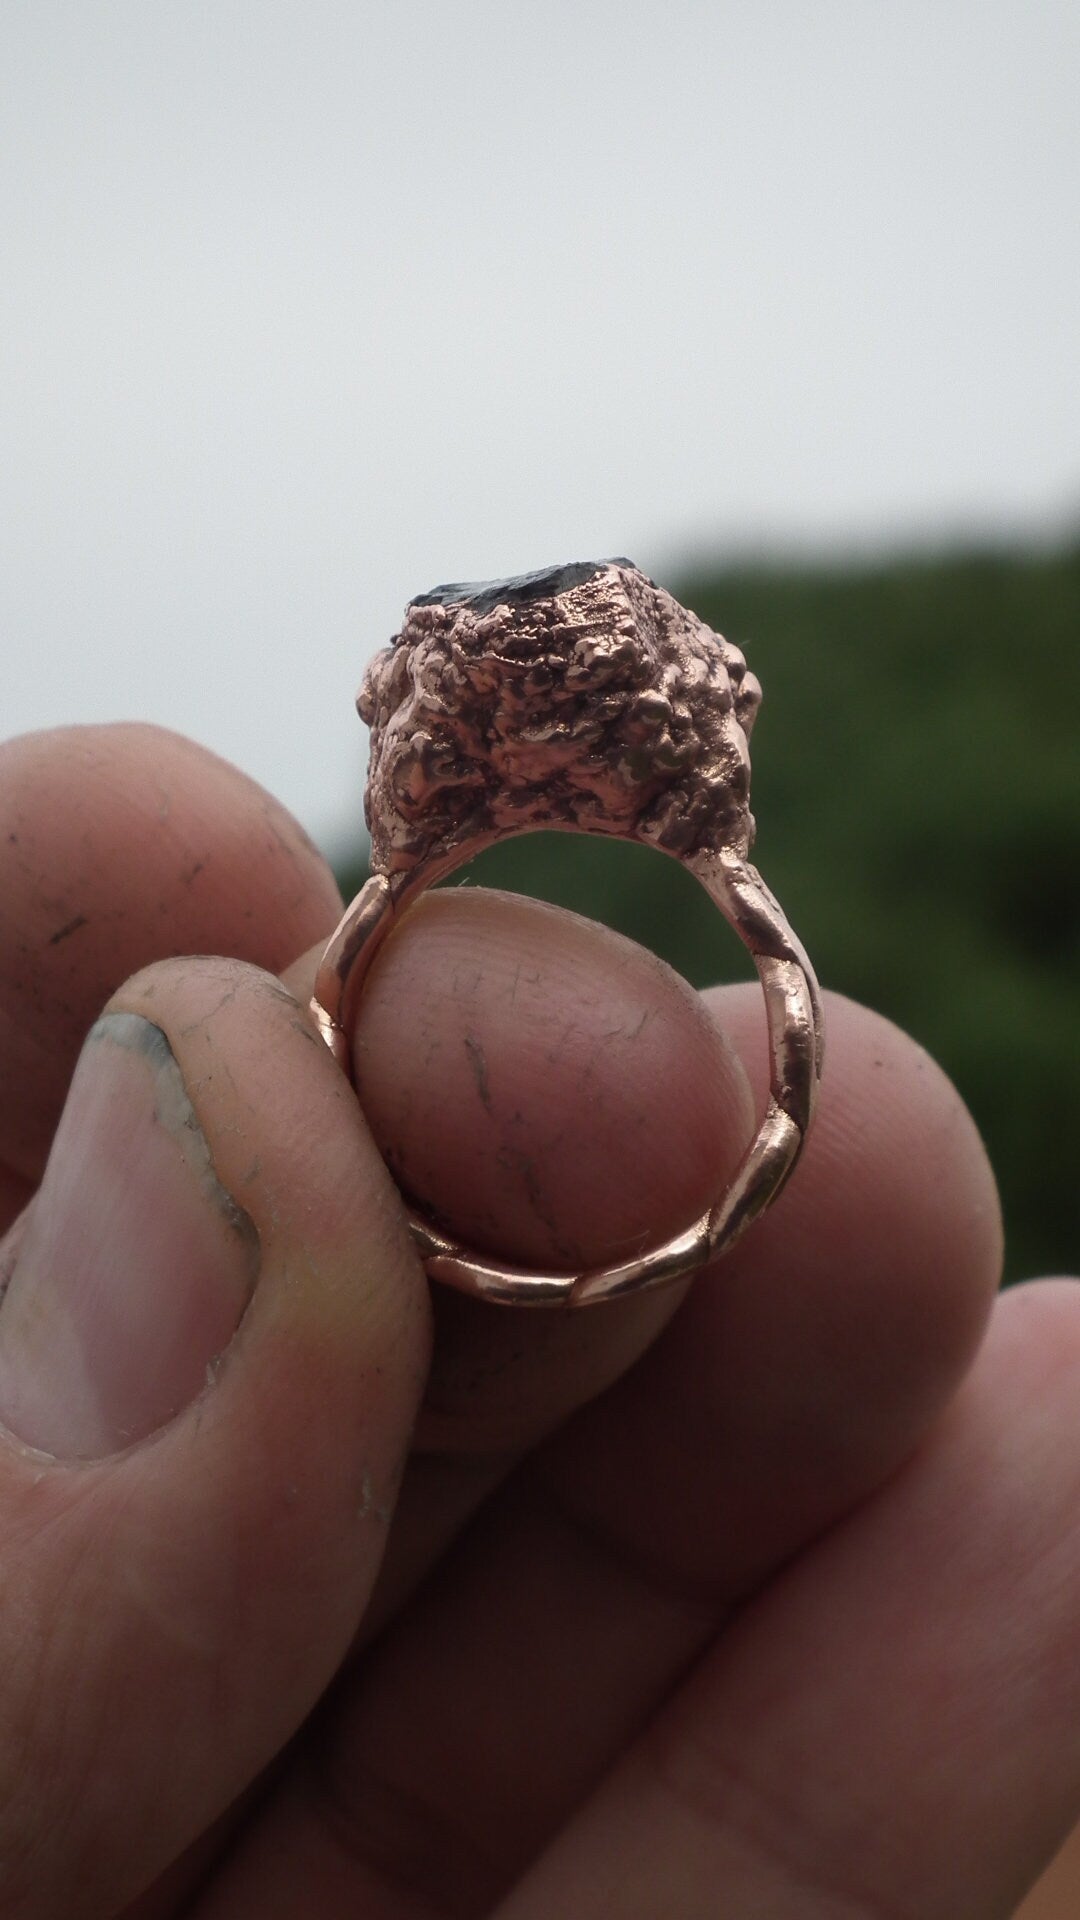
[337,830,756,992]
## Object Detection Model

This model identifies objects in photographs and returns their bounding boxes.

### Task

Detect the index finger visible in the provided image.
[0,723,343,1193]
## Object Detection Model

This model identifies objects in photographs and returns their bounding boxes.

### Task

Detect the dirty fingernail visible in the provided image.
[0,1012,258,1459]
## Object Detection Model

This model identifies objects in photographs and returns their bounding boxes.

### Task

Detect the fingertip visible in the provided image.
[308,886,758,1453]
[115,953,427,1347]
[704,982,1004,1380]
[351,888,755,1271]
[96,956,433,1548]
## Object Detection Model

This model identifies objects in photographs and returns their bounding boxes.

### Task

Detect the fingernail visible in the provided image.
[0,1012,258,1459]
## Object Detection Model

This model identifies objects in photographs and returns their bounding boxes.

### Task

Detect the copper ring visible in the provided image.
[311,559,823,1307]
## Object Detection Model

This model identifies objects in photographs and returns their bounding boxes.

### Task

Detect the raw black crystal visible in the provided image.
[411,558,635,618]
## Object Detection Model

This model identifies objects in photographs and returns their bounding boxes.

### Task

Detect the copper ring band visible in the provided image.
[311,559,823,1307]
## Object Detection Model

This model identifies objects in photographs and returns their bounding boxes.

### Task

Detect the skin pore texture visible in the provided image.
[0,722,1077,1920]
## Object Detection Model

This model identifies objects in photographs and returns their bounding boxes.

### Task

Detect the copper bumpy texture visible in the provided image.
[312,559,824,1306]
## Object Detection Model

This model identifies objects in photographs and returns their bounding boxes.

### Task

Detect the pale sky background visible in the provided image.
[2,0,1077,858]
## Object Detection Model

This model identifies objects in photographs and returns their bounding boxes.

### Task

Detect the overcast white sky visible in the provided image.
[2,1,1077,857]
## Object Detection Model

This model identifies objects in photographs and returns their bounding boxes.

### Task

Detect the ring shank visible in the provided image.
[310,838,823,1306]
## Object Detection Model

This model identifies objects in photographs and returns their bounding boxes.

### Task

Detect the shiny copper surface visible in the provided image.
[312,559,823,1305]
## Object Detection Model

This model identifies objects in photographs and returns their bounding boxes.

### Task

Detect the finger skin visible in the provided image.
[352,889,753,1270]
[0,957,429,1920]
[493,1281,1080,1920]
[180,992,1003,1919]
[361,984,1000,1635]
[285,889,756,1455]
[537,983,1004,1598]
[0,724,342,1187]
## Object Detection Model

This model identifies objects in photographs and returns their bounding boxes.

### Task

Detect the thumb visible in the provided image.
[0,957,430,1918]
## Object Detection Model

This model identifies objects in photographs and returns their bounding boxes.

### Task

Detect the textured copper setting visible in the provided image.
[312,559,823,1305]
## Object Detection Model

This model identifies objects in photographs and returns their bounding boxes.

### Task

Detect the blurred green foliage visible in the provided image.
[338,545,1079,1284]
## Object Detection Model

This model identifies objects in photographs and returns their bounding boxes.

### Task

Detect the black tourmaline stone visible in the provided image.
[410,558,636,618]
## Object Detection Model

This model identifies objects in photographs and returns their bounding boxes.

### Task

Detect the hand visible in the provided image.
[0,723,1076,1920]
